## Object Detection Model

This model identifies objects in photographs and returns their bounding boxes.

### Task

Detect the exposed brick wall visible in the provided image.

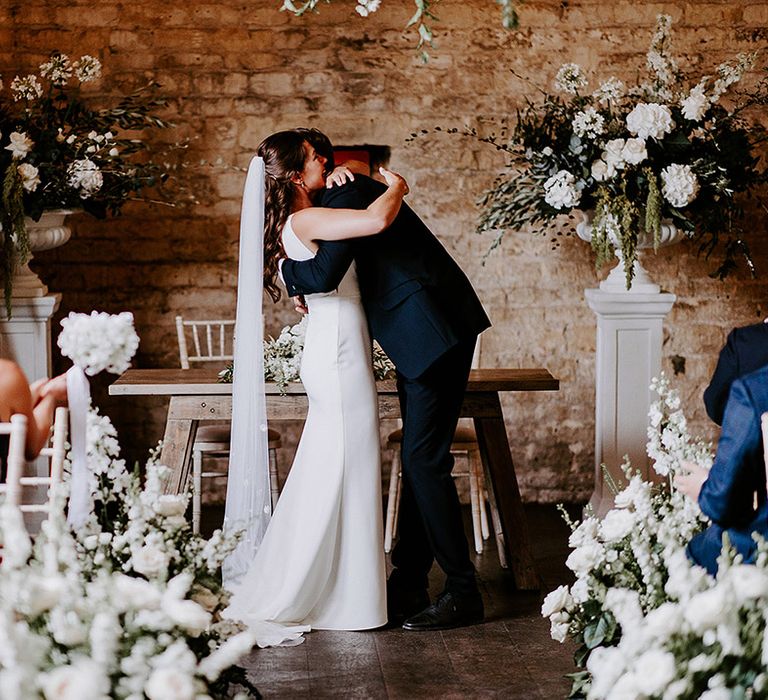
[4,0,767,503]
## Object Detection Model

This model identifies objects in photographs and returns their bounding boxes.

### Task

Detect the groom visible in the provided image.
[280,128,491,631]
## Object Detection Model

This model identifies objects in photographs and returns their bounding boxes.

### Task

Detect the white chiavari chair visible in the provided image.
[175,316,283,533]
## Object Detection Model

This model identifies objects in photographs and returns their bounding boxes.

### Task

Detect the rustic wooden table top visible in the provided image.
[109,368,559,396]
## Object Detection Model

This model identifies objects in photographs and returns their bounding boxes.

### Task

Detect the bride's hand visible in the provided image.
[326,166,355,188]
[379,167,409,196]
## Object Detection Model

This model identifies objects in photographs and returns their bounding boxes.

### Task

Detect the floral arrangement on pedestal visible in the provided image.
[0,51,175,309]
[218,316,396,391]
[0,312,260,699]
[470,15,767,288]
[541,376,768,698]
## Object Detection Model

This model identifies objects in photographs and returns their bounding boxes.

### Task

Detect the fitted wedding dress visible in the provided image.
[224,215,387,646]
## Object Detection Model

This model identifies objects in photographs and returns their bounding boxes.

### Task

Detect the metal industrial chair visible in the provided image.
[175,316,282,533]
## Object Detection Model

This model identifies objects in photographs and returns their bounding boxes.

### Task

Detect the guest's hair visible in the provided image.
[258,130,309,303]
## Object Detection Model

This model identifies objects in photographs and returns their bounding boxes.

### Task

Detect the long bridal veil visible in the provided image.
[223,156,271,586]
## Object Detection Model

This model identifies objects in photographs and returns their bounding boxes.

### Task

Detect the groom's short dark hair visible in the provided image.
[296,128,335,170]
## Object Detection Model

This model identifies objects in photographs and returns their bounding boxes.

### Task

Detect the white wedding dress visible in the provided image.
[224,215,387,647]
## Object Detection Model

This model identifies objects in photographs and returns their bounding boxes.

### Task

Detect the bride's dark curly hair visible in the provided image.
[259,128,335,303]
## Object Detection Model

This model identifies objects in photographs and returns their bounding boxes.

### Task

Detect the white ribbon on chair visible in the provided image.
[222,156,271,586]
[65,365,91,529]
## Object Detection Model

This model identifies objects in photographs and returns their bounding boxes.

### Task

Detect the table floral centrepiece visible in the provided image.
[469,15,767,289]
[0,51,174,312]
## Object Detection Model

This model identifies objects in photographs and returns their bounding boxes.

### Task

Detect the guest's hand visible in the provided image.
[326,166,355,188]
[379,167,409,196]
[674,459,708,501]
[38,374,68,406]
[292,295,309,315]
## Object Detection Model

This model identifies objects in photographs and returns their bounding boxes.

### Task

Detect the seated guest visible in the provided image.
[0,360,68,479]
[704,320,768,425]
[676,364,768,575]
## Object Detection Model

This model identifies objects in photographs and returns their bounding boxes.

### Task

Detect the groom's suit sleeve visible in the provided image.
[281,180,368,296]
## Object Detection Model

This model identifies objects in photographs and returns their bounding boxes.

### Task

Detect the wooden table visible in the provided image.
[109,368,559,590]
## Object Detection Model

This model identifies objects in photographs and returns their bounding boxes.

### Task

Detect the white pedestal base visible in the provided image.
[586,288,675,516]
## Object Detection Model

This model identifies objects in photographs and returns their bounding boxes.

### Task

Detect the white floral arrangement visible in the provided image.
[218,316,396,392]
[466,14,767,287]
[57,311,140,376]
[542,375,712,697]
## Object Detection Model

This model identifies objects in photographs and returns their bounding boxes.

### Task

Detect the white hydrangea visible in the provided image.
[554,63,588,95]
[73,55,102,83]
[626,103,675,140]
[17,163,40,192]
[543,170,581,210]
[10,74,43,101]
[572,107,605,139]
[39,53,73,85]
[57,311,140,376]
[355,0,381,16]
[66,158,103,198]
[660,163,699,208]
[681,83,709,121]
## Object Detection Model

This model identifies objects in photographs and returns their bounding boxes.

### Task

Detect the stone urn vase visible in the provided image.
[13,209,76,298]
[575,210,684,293]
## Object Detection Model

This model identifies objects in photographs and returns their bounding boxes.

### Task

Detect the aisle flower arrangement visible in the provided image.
[0,51,174,307]
[470,15,766,287]
[0,312,260,699]
[542,375,716,698]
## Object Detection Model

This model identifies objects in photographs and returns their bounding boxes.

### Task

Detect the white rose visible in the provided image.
[131,544,169,578]
[569,518,599,547]
[154,494,187,517]
[565,542,603,576]
[17,162,40,192]
[602,138,626,168]
[681,85,709,121]
[591,159,615,182]
[621,137,648,165]
[633,649,676,696]
[541,585,572,617]
[144,668,196,700]
[684,586,729,632]
[165,599,212,636]
[550,619,569,642]
[660,163,699,208]
[626,102,675,140]
[5,131,33,160]
[599,508,635,543]
[570,577,590,603]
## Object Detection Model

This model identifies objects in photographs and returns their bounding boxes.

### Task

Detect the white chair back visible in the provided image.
[175,316,235,369]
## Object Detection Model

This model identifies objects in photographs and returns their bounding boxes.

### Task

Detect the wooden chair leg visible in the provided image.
[192,449,203,535]
[384,450,400,553]
[476,457,490,541]
[468,451,483,554]
[268,447,280,510]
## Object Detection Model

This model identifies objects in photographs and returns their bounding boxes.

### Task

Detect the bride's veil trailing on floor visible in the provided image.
[223,156,271,586]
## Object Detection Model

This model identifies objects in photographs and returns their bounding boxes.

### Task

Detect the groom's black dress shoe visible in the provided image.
[401,591,484,631]
[386,580,430,627]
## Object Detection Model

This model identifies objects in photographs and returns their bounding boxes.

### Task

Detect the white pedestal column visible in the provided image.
[585,288,676,516]
[0,295,61,382]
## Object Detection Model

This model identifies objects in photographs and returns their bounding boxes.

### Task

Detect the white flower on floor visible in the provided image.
[57,311,140,376]
[5,131,33,160]
[355,0,380,16]
[626,103,675,140]
[660,163,699,208]
[543,170,581,210]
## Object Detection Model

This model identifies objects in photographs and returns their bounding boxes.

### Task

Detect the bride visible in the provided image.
[223,130,408,646]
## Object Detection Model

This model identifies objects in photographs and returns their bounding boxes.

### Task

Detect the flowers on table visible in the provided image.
[468,15,766,287]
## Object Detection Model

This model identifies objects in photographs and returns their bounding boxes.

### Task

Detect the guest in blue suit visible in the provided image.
[676,364,768,575]
[703,321,768,425]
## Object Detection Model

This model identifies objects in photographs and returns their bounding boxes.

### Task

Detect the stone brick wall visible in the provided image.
[3,0,767,503]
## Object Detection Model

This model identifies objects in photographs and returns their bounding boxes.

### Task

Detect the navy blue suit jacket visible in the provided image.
[703,322,768,425]
[688,364,768,574]
[281,176,491,378]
